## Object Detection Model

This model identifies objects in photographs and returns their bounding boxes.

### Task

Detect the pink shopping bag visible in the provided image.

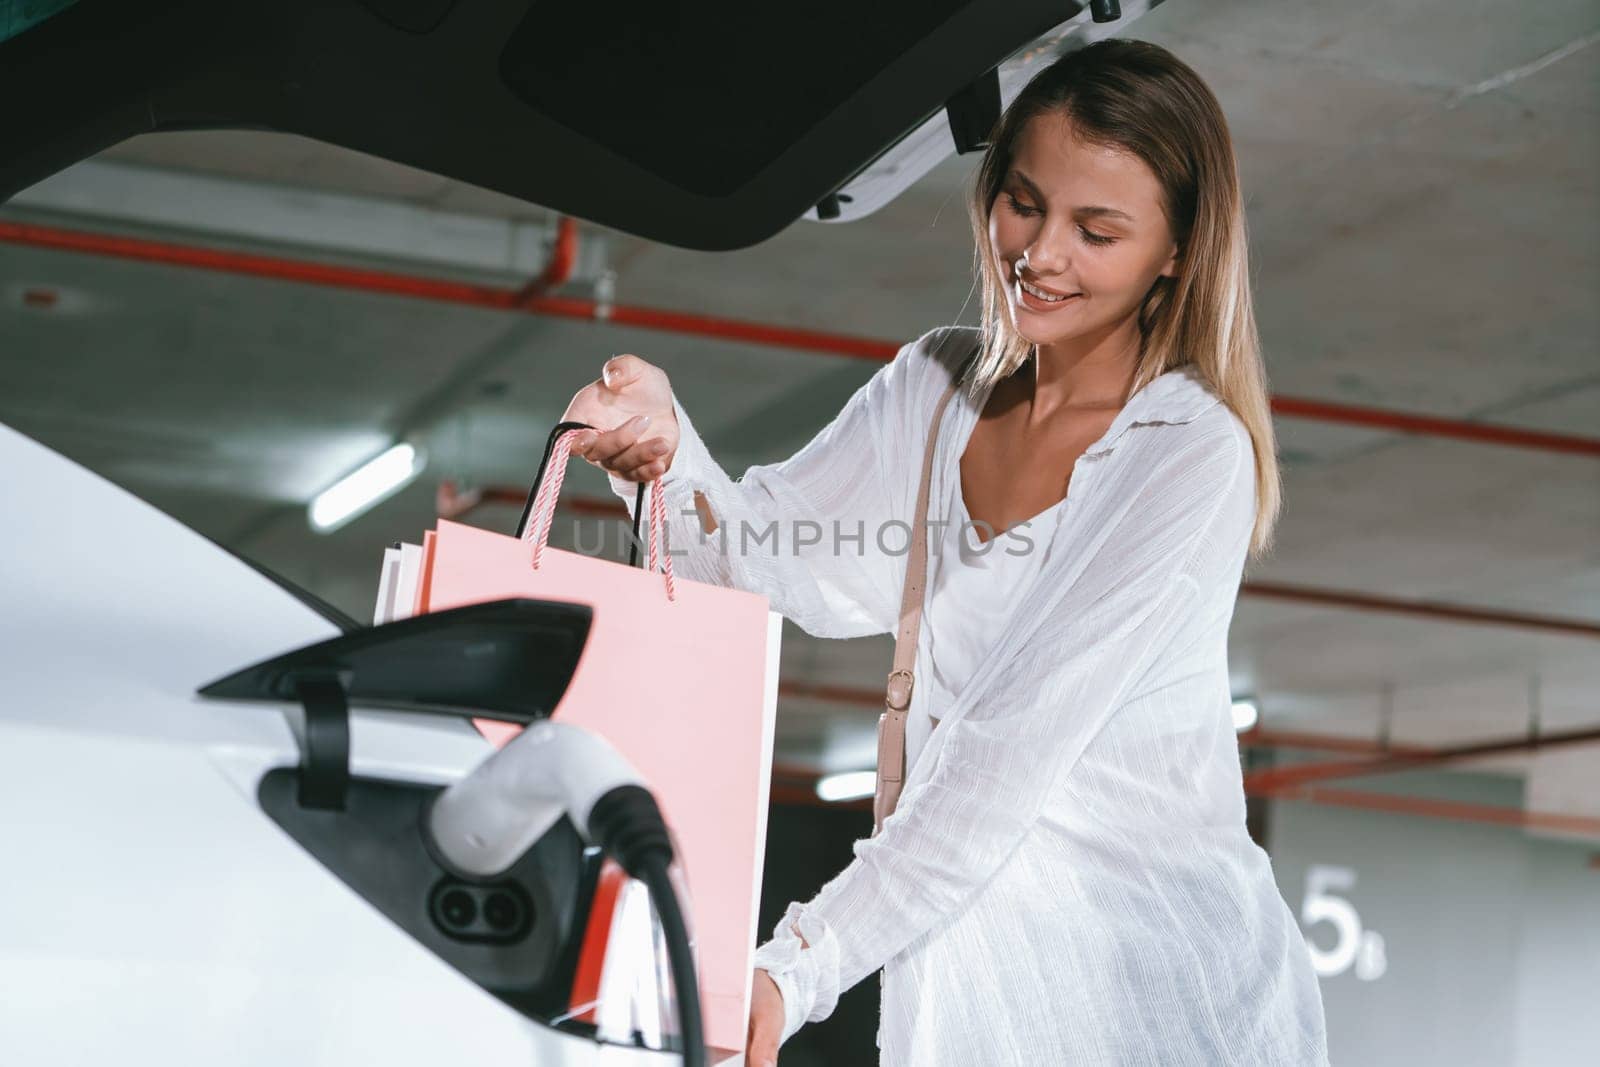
[416,422,781,1062]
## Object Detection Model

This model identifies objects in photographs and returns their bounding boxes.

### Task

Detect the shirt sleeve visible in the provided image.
[751,418,1253,1045]
[606,328,945,639]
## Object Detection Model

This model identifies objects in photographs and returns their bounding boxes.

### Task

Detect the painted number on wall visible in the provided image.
[1302,864,1387,981]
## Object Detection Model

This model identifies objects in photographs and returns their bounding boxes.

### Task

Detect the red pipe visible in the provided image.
[513,216,578,307]
[5,219,1600,454]
[1239,728,1433,757]
[1267,785,1600,837]
[1243,723,1600,793]
[0,220,899,361]
[1271,394,1600,459]
[769,762,1600,834]
[2,219,524,306]
[1244,580,1600,639]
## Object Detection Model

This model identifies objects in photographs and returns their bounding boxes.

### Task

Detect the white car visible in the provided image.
[1,420,718,1064]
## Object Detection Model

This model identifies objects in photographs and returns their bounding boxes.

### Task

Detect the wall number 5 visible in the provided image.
[1301,864,1386,981]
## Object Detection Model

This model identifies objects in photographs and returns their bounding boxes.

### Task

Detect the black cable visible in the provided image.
[640,855,706,1067]
[588,784,706,1067]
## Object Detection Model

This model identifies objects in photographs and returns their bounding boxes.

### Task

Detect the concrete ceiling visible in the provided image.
[2,1,1596,808]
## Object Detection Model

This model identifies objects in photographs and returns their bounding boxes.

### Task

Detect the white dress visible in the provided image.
[609,325,1328,1065]
[905,470,1067,777]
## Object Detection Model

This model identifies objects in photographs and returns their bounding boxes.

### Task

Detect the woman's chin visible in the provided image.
[1007,305,1077,347]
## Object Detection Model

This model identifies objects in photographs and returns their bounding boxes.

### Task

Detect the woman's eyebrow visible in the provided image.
[1009,168,1135,222]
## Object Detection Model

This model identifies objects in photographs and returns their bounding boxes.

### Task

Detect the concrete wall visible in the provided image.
[1267,774,1600,1066]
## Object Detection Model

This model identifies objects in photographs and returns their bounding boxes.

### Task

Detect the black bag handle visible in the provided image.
[515,421,651,570]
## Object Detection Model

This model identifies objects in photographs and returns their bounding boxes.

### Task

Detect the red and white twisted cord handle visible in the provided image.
[524,427,676,601]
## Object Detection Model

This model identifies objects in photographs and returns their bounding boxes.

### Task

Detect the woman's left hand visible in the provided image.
[746,967,785,1067]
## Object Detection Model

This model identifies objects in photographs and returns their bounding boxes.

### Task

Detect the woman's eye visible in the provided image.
[1079,226,1117,246]
[1005,193,1040,217]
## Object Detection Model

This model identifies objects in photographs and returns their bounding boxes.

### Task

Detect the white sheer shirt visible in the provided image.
[907,467,1067,774]
[609,325,1328,1065]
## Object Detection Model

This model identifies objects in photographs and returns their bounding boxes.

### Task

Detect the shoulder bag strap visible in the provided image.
[874,344,976,836]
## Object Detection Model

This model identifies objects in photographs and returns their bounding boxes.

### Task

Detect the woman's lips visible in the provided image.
[1014,277,1081,313]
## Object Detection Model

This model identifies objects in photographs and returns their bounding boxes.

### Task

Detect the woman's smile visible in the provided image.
[1013,273,1083,313]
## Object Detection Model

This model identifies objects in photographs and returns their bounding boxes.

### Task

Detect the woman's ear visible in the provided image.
[1159,242,1181,280]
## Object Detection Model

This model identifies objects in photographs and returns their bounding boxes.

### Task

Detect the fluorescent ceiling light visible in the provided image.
[815,770,877,804]
[309,443,424,533]
[1232,699,1259,733]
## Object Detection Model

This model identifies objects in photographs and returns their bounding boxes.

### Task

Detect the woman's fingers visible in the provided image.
[574,414,647,463]
[577,414,673,481]
[609,429,673,475]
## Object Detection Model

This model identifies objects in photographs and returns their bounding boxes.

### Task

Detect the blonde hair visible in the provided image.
[963,38,1281,559]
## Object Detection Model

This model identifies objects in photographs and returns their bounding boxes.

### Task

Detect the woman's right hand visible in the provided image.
[562,353,680,483]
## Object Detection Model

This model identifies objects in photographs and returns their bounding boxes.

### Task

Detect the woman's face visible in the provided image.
[988,110,1179,351]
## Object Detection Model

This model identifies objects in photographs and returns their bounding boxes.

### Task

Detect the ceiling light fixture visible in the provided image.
[308,442,425,533]
[1232,699,1259,733]
[815,770,877,804]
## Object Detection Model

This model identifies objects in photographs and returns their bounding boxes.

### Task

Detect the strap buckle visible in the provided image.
[885,668,914,710]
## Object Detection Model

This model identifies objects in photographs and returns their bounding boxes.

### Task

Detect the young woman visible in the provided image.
[564,39,1328,1067]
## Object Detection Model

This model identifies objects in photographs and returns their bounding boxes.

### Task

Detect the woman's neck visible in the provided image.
[1026,315,1144,426]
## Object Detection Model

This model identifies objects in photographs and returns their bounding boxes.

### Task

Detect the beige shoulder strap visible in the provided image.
[873,350,972,835]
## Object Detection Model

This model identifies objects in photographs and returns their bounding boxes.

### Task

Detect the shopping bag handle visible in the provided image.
[516,420,676,601]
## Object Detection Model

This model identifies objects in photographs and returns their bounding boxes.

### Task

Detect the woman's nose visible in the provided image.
[1024,223,1072,274]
